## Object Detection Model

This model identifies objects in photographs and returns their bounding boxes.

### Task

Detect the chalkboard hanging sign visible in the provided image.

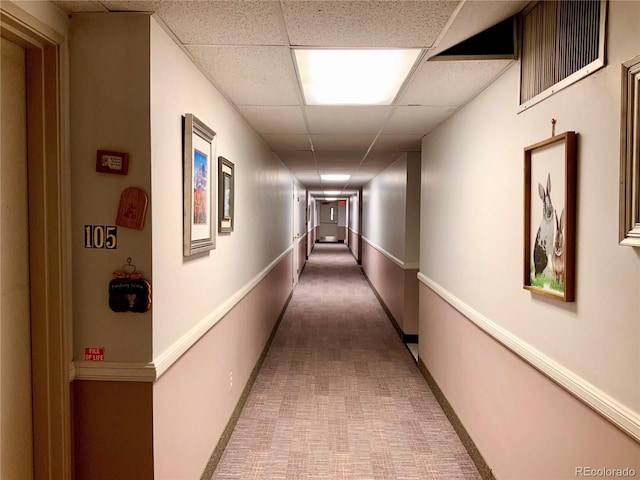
[109,258,151,313]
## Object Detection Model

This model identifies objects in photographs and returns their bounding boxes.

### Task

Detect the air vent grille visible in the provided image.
[520,0,605,108]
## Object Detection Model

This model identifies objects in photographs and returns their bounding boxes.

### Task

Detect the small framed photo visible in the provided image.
[218,156,234,233]
[523,131,577,302]
[183,114,216,256]
[96,149,128,175]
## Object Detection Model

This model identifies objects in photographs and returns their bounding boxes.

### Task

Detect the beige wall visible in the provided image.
[70,13,153,363]
[362,153,420,336]
[153,253,292,479]
[361,241,418,336]
[69,12,296,478]
[419,0,640,474]
[420,285,640,479]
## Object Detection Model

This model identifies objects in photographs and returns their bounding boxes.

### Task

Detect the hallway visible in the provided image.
[208,243,481,479]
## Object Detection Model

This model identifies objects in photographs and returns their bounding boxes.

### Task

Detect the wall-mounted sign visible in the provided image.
[96,149,129,175]
[116,187,148,230]
[84,347,104,361]
[84,225,118,249]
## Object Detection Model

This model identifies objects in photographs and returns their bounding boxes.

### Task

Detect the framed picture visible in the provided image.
[218,156,234,233]
[523,131,577,302]
[619,55,640,247]
[183,114,216,256]
[96,149,128,175]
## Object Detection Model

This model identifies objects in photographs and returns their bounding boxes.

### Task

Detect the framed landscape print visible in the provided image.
[218,156,234,233]
[183,114,216,256]
[523,131,577,302]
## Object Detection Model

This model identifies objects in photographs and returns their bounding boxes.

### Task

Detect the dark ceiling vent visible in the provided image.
[430,17,517,61]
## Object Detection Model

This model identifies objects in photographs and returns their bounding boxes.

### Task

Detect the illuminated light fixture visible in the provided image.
[295,49,422,105]
[324,197,338,201]
[321,174,351,182]
[324,190,341,195]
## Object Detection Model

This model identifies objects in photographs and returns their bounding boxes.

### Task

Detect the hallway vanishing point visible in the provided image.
[208,243,481,479]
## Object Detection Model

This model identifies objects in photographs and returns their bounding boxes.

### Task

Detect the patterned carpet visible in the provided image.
[210,243,481,479]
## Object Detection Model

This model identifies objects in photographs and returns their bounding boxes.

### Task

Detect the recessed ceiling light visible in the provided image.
[295,49,421,105]
[321,174,351,181]
[324,190,341,195]
[324,197,338,201]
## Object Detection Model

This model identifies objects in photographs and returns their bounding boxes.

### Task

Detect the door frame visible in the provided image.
[1,4,72,479]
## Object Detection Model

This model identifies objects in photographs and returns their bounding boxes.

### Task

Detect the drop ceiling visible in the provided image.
[53,0,527,197]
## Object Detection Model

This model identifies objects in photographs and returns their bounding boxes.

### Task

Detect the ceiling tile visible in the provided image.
[315,151,364,164]
[305,106,391,135]
[311,135,375,151]
[281,1,458,47]
[274,151,315,164]
[155,1,287,45]
[365,151,406,165]
[384,106,457,135]
[100,1,161,11]
[53,1,108,12]
[261,134,311,151]
[400,59,514,106]
[371,135,422,152]
[187,46,301,106]
[237,106,307,135]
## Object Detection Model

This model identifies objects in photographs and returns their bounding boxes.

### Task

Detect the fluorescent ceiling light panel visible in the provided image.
[324,190,341,195]
[321,174,351,181]
[295,49,421,105]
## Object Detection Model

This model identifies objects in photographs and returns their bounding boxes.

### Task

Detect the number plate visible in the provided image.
[84,225,118,249]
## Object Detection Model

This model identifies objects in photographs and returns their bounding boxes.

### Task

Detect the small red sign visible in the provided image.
[84,347,105,361]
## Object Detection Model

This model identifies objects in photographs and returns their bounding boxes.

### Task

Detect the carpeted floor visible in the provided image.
[210,243,482,479]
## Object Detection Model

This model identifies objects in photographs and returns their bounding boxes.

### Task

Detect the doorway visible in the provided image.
[319,200,339,242]
[1,5,72,478]
[1,34,34,480]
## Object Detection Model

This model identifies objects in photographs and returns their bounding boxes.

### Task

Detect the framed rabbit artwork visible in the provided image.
[523,131,577,302]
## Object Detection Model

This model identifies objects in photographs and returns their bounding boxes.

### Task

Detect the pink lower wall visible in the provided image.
[419,283,640,479]
[361,241,418,336]
[348,228,360,262]
[338,226,346,241]
[152,252,292,479]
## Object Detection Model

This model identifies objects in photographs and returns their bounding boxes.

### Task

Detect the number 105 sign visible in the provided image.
[84,225,118,249]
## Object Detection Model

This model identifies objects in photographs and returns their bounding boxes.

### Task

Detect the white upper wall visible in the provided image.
[150,18,294,358]
[420,0,639,414]
[405,152,421,266]
[363,153,408,261]
[69,13,153,363]
[349,191,360,234]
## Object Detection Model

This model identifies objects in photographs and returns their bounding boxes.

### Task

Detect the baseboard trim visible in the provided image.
[417,359,495,480]
[418,272,640,442]
[200,289,294,480]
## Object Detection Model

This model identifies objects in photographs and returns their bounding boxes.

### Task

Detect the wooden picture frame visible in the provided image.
[523,131,577,302]
[183,114,216,256]
[96,149,128,175]
[619,55,640,247]
[218,156,234,233]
